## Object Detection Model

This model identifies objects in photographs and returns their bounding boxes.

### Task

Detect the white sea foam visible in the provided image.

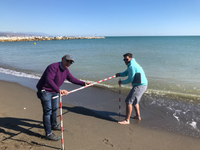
[0,67,117,91]
[0,67,40,79]
[187,120,200,132]
[173,113,180,122]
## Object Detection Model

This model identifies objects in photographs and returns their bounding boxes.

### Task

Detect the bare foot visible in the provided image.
[131,116,141,121]
[118,120,130,125]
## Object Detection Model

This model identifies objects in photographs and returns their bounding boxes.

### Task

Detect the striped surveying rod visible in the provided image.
[53,75,116,149]
[59,94,64,150]
[119,78,121,121]
[52,75,116,99]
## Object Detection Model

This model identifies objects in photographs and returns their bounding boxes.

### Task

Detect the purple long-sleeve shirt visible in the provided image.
[36,62,85,93]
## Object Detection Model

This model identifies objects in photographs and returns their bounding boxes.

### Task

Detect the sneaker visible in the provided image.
[52,124,65,131]
[46,133,61,141]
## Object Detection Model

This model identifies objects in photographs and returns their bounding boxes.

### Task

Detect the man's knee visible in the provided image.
[43,108,52,115]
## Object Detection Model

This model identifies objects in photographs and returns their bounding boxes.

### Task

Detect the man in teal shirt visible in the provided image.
[116,53,147,124]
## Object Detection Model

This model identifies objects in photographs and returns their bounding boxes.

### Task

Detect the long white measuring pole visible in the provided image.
[52,75,116,99]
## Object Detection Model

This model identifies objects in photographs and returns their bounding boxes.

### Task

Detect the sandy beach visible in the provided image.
[0,80,200,150]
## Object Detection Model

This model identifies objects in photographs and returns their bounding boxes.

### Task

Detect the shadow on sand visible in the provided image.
[62,105,125,122]
[0,117,60,149]
[0,106,124,149]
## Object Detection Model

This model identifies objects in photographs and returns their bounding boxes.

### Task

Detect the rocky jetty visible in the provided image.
[0,36,105,42]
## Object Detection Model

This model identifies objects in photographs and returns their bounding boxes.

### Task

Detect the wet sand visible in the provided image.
[0,80,200,150]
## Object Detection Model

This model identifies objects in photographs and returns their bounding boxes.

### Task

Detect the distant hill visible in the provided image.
[0,32,49,37]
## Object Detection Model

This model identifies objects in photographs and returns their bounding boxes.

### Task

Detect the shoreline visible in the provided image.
[0,72,200,138]
[1,80,200,150]
[1,66,200,102]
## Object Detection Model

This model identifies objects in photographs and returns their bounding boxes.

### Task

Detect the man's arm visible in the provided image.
[121,67,135,84]
[66,71,85,86]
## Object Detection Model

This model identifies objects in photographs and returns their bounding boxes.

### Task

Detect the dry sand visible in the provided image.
[0,80,200,150]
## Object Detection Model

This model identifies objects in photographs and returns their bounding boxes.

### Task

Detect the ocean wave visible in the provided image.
[145,89,200,102]
[0,67,116,91]
[0,67,40,79]
[1,67,200,102]
[141,93,200,138]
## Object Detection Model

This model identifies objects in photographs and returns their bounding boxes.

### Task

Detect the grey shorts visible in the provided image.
[125,85,147,105]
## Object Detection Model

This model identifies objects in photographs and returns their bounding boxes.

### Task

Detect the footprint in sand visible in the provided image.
[102,139,114,147]
[0,128,5,132]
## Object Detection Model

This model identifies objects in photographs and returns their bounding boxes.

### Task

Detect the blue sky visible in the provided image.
[0,0,200,36]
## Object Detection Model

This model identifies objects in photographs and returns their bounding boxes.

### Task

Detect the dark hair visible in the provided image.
[123,53,132,58]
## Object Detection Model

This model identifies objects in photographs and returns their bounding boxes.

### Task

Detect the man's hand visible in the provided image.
[85,82,91,86]
[116,73,120,77]
[118,80,121,85]
[59,89,68,96]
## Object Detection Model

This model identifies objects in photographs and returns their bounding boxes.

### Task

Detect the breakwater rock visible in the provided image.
[0,36,105,42]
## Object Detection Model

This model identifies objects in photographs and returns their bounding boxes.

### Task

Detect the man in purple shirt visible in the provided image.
[36,54,90,141]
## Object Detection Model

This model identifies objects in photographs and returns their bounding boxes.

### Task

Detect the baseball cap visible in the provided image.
[62,54,74,62]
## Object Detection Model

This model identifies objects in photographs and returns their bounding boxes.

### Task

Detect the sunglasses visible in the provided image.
[123,59,129,61]
[66,60,73,64]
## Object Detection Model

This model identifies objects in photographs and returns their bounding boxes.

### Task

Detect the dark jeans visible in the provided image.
[37,90,59,136]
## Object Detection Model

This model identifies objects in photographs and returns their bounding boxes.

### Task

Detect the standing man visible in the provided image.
[116,53,147,125]
[36,54,90,140]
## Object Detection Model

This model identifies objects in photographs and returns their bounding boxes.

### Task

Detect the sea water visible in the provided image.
[1,36,200,98]
[0,36,200,137]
